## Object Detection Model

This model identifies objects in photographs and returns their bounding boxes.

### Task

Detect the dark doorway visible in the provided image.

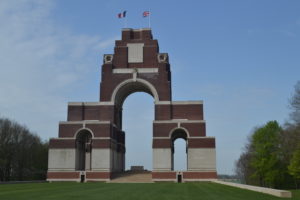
[177,174,182,183]
[80,174,85,183]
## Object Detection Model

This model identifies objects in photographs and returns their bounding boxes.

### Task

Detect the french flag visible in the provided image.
[118,11,126,18]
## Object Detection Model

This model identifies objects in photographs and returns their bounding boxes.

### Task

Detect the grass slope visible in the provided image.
[0,182,299,200]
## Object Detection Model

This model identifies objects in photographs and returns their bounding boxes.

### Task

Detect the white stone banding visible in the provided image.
[113,68,158,74]
[153,120,205,123]
[68,102,114,106]
[155,101,203,105]
[59,121,111,125]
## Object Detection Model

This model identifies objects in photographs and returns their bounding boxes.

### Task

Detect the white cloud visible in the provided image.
[0,0,116,139]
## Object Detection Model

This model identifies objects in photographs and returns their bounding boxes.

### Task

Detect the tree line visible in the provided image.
[236,81,300,189]
[0,118,48,181]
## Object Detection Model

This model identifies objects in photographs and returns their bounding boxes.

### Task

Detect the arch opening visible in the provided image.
[75,129,92,171]
[112,79,158,130]
[171,129,188,171]
[121,92,154,171]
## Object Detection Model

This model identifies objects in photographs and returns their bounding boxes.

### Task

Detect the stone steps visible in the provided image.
[109,171,153,183]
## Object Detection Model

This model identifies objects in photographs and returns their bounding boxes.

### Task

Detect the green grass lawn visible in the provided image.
[0,182,299,200]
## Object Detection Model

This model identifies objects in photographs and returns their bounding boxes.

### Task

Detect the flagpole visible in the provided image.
[149,9,151,28]
[125,17,127,28]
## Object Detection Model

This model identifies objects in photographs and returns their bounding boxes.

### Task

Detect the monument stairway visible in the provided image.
[109,171,153,183]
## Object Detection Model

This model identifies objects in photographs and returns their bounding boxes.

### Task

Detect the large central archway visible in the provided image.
[122,92,154,170]
[112,79,157,171]
[112,79,158,129]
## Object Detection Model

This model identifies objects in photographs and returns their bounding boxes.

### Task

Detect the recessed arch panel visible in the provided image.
[75,129,93,171]
[169,127,190,141]
[74,127,95,139]
[170,128,189,171]
[111,78,159,106]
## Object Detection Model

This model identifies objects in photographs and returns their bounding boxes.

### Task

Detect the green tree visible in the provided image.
[0,117,48,181]
[235,135,257,185]
[288,144,300,188]
[250,121,282,188]
[290,81,300,124]
[236,81,300,189]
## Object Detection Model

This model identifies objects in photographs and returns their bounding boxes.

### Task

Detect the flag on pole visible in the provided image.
[118,11,126,18]
[143,11,150,17]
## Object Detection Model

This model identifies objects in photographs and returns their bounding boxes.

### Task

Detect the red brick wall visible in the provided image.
[153,122,206,137]
[49,139,75,148]
[155,105,172,120]
[152,172,176,179]
[59,123,112,138]
[99,105,114,121]
[153,123,177,137]
[68,105,114,122]
[86,172,111,179]
[59,124,82,138]
[100,72,171,102]
[112,47,128,68]
[183,171,217,179]
[86,123,111,137]
[188,138,215,148]
[68,106,83,121]
[181,123,206,137]
[172,104,203,120]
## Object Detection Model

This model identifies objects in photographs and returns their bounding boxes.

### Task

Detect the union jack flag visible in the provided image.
[143,11,150,17]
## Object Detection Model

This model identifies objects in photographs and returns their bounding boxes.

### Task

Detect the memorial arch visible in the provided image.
[47,28,217,182]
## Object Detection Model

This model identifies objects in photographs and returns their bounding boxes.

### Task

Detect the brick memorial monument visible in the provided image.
[47,28,217,182]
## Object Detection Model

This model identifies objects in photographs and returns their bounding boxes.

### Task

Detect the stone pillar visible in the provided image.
[153,148,172,171]
[85,152,91,170]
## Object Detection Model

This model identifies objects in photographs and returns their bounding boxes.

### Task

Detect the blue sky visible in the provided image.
[0,0,299,174]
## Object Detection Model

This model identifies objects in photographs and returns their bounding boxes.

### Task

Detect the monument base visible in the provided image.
[152,171,217,182]
[47,171,217,183]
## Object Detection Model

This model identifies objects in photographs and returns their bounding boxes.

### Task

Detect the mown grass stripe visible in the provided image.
[0,182,298,200]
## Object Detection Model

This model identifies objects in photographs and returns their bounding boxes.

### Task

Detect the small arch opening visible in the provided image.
[75,129,92,171]
[171,129,188,171]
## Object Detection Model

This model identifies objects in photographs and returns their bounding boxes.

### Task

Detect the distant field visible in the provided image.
[0,182,299,200]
